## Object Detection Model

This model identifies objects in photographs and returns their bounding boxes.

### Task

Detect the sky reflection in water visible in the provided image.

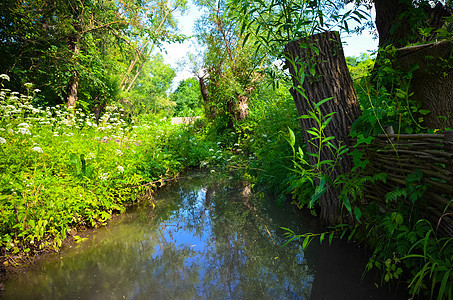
[2,173,397,300]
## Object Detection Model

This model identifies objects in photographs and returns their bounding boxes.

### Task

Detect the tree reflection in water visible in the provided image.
[2,173,398,299]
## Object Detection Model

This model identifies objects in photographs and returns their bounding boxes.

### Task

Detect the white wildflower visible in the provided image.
[34,89,41,93]
[17,127,31,135]
[0,74,10,81]
[98,173,109,181]
[18,123,30,128]
[115,149,123,156]
[209,149,214,152]
[0,137,6,144]
[24,82,33,88]
[117,165,124,173]
[32,146,43,153]
[86,152,96,160]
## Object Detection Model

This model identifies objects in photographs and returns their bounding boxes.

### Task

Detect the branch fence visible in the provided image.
[358,129,453,236]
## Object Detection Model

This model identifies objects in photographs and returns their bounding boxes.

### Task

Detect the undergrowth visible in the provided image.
[0,77,225,265]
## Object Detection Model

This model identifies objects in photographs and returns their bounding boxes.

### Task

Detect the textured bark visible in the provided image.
[285,31,362,225]
[374,0,451,48]
[197,70,216,119]
[396,40,453,129]
[374,0,413,48]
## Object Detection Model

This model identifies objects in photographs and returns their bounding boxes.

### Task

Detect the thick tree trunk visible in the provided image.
[396,40,453,129]
[226,94,249,129]
[374,0,451,48]
[285,31,362,225]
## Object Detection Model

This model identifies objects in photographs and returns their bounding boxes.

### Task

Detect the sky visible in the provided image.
[159,2,378,90]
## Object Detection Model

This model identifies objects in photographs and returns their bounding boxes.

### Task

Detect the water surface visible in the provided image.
[2,173,402,299]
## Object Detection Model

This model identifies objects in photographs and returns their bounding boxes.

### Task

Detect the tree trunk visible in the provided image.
[67,36,80,109]
[374,0,451,48]
[395,40,453,129]
[197,69,216,119]
[284,31,362,225]
[125,59,146,93]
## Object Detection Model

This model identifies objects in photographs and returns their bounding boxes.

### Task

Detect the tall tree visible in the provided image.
[125,53,176,115]
[194,0,264,127]
[285,32,362,224]
[230,0,365,224]
[0,0,185,109]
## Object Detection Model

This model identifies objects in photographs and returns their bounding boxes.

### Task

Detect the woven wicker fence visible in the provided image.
[359,129,453,237]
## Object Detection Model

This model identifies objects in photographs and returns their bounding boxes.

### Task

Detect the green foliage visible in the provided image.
[346,53,375,81]
[0,0,186,108]
[286,128,316,211]
[171,78,203,117]
[230,0,368,58]
[0,78,220,261]
[234,82,302,200]
[123,54,176,116]
[351,46,435,136]
[364,208,453,300]
[194,0,266,125]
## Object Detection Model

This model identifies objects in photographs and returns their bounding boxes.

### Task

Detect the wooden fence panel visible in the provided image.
[360,129,453,236]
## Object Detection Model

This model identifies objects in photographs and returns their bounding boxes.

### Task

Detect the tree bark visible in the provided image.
[374,0,451,48]
[285,31,362,225]
[395,40,453,129]
[66,35,80,109]
[197,69,216,119]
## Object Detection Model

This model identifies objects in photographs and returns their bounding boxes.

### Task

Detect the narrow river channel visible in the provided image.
[2,173,404,299]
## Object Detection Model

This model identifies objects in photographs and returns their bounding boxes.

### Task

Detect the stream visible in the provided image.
[1,173,404,299]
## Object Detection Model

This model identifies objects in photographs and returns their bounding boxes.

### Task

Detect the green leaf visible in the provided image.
[343,196,352,215]
[302,237,310,249]
[418,109,431,115]
[354,206,362,222]
[309,177,327,208]
[315,97,333,108]
[329,232,334,245]
[306,129,319,137]
[438,270,451,300]
[288,127,295,147]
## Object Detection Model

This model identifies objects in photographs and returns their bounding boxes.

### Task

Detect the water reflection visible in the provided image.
[2,173,400,299]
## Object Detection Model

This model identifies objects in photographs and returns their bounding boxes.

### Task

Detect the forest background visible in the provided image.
[1,0,452,299]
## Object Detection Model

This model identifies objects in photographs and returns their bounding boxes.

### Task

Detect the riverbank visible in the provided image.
[1,173,407,299]
[0,94,232,279]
